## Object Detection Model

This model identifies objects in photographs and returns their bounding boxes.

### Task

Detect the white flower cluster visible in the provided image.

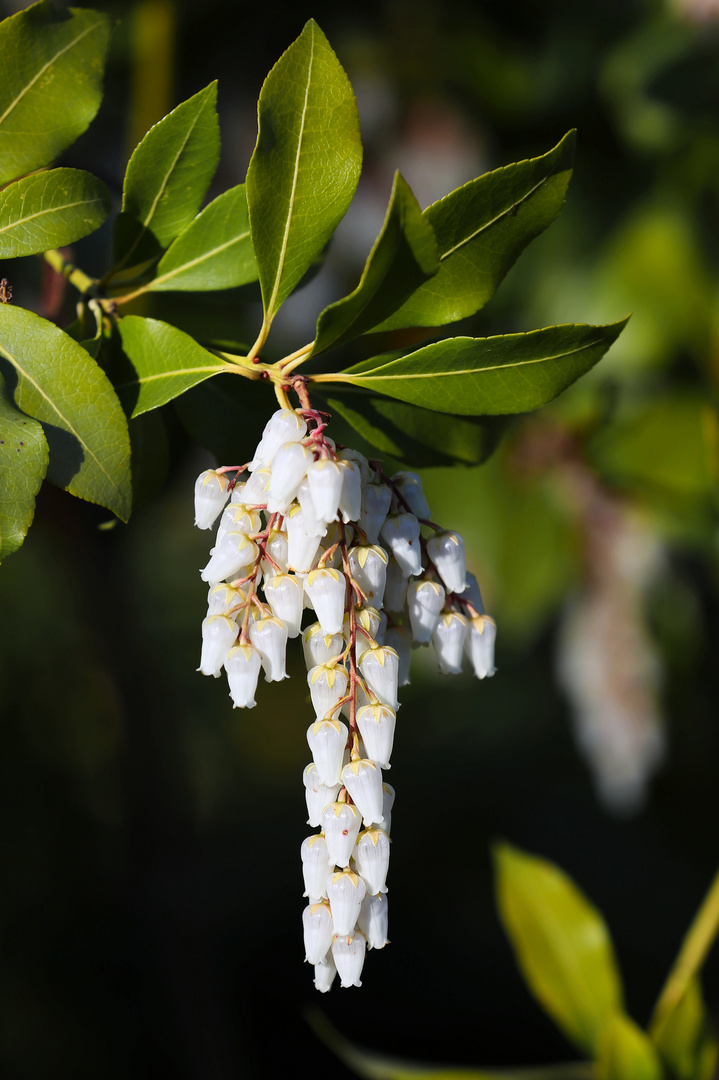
[193,406,496,991]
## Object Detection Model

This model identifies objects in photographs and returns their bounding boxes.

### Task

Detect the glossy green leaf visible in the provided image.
[321,320,629,416]
[596,1014,662,1080]
[0,305,131,521]
[494,842,623,1054]
[319,389,507,467]
[114,315,233,417]
[246,19,362,323]
[371,131,575,332]
[311,172,439,355]
[142,185,256,294]
[0,369,48,560]
[112,82,220,273]
[652,977,705,1080]
[0,168,111,258]
[0,2,110,186]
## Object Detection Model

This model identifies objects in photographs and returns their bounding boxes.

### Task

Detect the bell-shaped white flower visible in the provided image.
[326,869,366,937]
[313,952,337,993]
[379,783,395,834]
[248,615,288,681]
[302,623,345,670]
[301,834,334,901]
[433,611,468,674]
[337,459,362,522]
[331,930,366,988]
[250,408,307,470]
[339,448,371,485]
[384,557,409,613]
[242,466,272,506]
[307,718,349,785]
[407,579,445,644]
[308,664,349,719]
[340,678,371,721]
[266,442,312,513]
[305,568,346,635]
[321,801,361,867]
[194,469,230,529]
[380,514,423,577]
[345,606,382,648]
[225,643,261,707]
[341,759,384,826]
[464,571,484,615]
[296,477,327,538]
[216,504,262,547]
[348,545,388,608]
[286,503,323,572]
[358,645,400,711]
[229,481,247,504]
[466,614,497,678]
[353,829,390,894]
[207,581,246,617]
[391,470,431,520]
[307,458,343,525]
[357,704,396,769]
[303,764,341,827]
[260,528,289,583]
[198,614,237,676]
[427,530,467,594]
[200,531,259,584]
[303,902,333,965]
[384,625,411,686]
[358,483,392,543]
[263,573,304,638]
[358,893,389,950]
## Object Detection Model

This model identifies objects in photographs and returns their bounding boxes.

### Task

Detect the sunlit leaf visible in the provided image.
[651,977,705,1080]
[0,369,48,560]
[0,168,111,257]
[596,1014,662,1080]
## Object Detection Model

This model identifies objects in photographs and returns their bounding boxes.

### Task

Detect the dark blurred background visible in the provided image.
[1,0,719,1077]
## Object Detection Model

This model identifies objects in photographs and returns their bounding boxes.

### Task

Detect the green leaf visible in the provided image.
[321,320,629,416]
[319,389,507,467]
[0,168,111,258]
[311,172,439,356]
[112,82,220,273]
[0,305,131,521]
[174,372,271,463]
[246,19,362,324]
[0,2,111,186]
[371,131,576,332]
[596,1014,662,1080]
[141,185,256,294]
[0,369,48,560]
[494,842,623,1055]
[114,315,233,417]
[652,977,705,1080]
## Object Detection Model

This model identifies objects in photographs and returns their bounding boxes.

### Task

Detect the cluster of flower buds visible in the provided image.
[193,404,496,990]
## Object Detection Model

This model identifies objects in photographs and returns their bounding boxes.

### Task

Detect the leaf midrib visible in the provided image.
[151,231,250,289]
[0,195,105,235]
[115,363,228,390]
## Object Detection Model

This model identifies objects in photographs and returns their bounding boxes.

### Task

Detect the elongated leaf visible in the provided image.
[311,173,439,355]
[596,1014,662,1080]
[652,977,705,1080]
[174,373,270,464]
[114,315,234,417]
[372,131,576,332]
[0,306,131,520]
[0,168,111,258]
[321,320,628,416]
[112,82,220,272]
[246,19,362,323]
[0,369,48,560]
[142,185,256,294]
[0,3,110,186]
[494,843,623,1055]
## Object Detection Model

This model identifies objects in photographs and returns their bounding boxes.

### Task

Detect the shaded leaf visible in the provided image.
[0,305,131,521]
[246,19,362,323]
[596,1014,662,1080]
[494,842,623,1055]
[651,977,705,1080]
[129,409,170,507]
[112,82,220,272]
[0,2,110,186]
[0,168,111,258]
[311,172,439,356]
[321,320,628,416]
[372,131,575,332]
[173,371,270,463]
[0,369,48,560]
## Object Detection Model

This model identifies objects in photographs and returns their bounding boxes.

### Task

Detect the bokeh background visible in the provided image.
[1,0,719,1076]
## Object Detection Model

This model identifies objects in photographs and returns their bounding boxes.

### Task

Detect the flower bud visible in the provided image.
[260,528,289,581]
[359,645,400,711]
[216,504,262,547]
[358,893,389,950]
[304,568,347,635]
[345,606,382,647]
[263,573,304,638]
[302,623,345,669]
[266,442,312,513]
[250,408,307,470]
[303,902,333,965]
[225,643,261,707]
[433,611,468,675]
[339,448,371,485]
[341,759,384,826]
[466,614,497,678]
[348,545,388,608]
[326,870,366,937]
[307,458,343,525]
[198,614,237,676]
[313,953,337,993]
[286,504,323,572]
[307,718,349,786]
[242,466,272,506]
[194,470,230,529]
[407,579,445,643]
[249,616,288,682]
[303,764,341,827]
[200,531,259,584]
[296,477,327,539]
[427,531,467,594]
[380,783,395,835]
[321,801,361,867]
[353,829,390,894]
[337,459,362,522]
[229,481,247,504]
[358,483,392,543]
[340,678,371,721]
[301,834,334,901]
[207,581,246,617]
[331,930,366,987]
[464,571,484,615]
[356,704,396,769]
[384,625,411,686]
[391,471,431,520]
[384,557,409,613]
[380,514,423,577]
[308,664,349,719]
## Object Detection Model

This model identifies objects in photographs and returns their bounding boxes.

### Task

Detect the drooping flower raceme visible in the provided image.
[193,407,495,990]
